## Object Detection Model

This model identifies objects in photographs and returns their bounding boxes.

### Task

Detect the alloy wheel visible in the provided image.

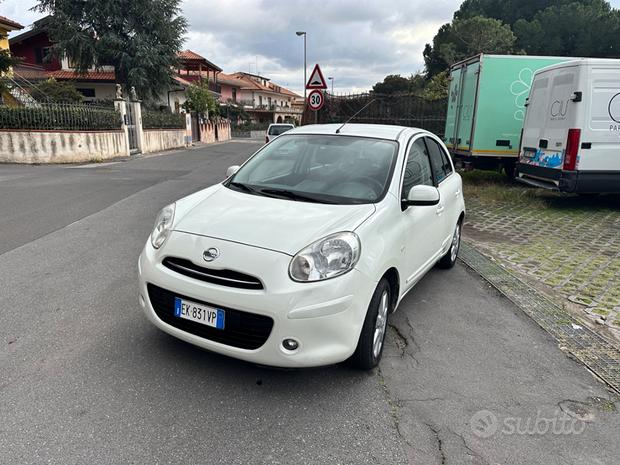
[372,290,389,359]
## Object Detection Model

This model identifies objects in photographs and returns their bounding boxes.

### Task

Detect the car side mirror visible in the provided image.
[226,165,240,178]
[402,185,440,208]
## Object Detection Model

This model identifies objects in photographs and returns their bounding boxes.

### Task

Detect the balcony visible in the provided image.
[208,81,222,94]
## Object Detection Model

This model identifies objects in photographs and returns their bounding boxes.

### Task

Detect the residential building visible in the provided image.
[224,72,302,124]
[9,17,116,101]
[1,15,23,52]
[163,49,223,113]
[0,15,24,105]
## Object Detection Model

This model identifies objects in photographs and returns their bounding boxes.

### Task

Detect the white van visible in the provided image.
[517,59,620,193]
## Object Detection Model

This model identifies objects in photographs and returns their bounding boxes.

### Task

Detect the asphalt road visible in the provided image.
[1,141,618,465]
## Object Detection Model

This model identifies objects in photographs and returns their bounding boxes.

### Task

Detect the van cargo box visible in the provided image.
[444,54,572,166]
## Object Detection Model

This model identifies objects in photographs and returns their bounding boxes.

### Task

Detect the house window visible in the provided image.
[267,97,271,107]
[35,48,44,65]
[232,88,237,103]
[259,96,263,107]
[174,99,180,114]
[76,88,96,98]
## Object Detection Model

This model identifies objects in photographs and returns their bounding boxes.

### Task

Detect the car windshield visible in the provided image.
[227,134,398,204]
[268,125,294,136]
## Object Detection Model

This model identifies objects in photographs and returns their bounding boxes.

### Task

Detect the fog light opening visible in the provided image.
[282,338,299,351]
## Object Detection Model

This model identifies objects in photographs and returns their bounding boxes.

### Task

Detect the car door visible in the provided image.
[424,136,460,252]
[399,136,446,289]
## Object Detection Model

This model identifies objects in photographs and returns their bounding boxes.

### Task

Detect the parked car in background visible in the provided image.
[265,123,294,143]
[517,59,620,193]
[138,124,465,369]
[444,54,573,176]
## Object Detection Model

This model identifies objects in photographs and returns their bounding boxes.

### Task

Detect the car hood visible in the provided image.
[173,185,375,255]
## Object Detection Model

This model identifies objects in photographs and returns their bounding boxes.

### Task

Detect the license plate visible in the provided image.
[174,297,225,329]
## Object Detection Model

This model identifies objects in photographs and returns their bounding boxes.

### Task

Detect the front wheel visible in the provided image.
[437,220,462,269]
[349,279,391,370]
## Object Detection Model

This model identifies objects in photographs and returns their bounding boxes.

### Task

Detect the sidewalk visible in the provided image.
[462,171,620,338]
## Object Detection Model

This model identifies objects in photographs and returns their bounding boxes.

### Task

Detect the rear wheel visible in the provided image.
[349,279,391,370]
[437,220,462,269]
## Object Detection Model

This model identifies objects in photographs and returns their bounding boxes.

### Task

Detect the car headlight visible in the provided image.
[150,203,176,249]
[289,232,361,282]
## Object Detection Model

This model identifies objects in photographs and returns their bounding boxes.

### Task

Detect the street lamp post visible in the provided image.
[296,31,307,102]
[328,76,334,95]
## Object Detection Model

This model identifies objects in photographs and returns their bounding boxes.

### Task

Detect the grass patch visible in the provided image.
[460,170,553,208]
[460,169,620,211]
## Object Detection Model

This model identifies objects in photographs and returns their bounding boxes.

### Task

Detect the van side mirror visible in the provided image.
[226,165,240,178]
[402,185,440,208]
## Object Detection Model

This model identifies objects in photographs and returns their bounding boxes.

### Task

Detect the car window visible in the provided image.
[401,138,433,199]
[245,137,304,182]
[229,134,398,204]
[425,137,453,184]
[268,125,294,136]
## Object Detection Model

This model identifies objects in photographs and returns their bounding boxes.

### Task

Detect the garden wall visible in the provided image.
[142,129,186,154]
[199,121,232,144]
[0,129,128,163]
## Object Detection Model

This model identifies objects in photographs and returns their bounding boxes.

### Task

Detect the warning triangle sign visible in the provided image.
[306,64,327,89]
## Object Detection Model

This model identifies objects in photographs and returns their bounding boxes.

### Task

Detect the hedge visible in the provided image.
[0,104,122,131]
[142,110,186,129]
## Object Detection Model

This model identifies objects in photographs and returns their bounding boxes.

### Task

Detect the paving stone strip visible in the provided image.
[460,242,620,395]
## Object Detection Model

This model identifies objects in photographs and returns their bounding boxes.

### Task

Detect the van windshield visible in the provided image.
[226,134,398,204]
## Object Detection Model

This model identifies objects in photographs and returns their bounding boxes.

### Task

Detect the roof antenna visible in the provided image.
[335,98,377,133]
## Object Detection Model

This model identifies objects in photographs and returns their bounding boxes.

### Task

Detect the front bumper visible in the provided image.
[138,231,377,367]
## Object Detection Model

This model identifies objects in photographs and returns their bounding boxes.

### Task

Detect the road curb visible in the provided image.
[459,242,620,395]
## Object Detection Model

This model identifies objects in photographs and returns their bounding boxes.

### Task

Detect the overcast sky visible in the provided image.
[4,0,620,95]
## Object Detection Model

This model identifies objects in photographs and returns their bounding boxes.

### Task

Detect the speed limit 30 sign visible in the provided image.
[307,89,325,111]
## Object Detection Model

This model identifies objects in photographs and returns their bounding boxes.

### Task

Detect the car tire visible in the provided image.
[349,278,391,370]
[437,219,462,269]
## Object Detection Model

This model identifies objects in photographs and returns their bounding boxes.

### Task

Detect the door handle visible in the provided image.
[455,189,461,198]
[436,204,445,215]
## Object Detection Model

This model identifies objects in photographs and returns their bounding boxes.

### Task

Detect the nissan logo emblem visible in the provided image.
[203,247,220,262]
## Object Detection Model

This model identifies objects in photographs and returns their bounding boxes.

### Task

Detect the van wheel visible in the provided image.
[437,220,462,269]
[349,279,391,370]
[503,160,517,179]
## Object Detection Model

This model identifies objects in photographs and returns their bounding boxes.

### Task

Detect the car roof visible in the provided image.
[286,123,421,141]
[268,123,294,126]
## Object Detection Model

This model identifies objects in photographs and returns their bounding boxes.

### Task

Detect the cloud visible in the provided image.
[4,0,464,93]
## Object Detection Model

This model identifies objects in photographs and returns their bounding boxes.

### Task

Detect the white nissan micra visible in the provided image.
[138,124,465,369]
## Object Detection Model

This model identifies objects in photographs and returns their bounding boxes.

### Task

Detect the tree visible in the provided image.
[0,49,20,74]
[513,1,620,57]
[451,16,516,57]
[30,78,84,103]
[424,16,515,77]
[182,80,219,117]
[423,0,620,78]
[421,71,449,100]
[372,74,426,94]
[34,0,187,101]
[0,50,21,94]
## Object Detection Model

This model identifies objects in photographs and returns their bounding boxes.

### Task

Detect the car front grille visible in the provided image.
[162,256,264,290]
[147,283,273,350]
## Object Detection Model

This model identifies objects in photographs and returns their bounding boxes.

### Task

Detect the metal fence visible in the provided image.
[0,102,122,131]
[302,92,448,137]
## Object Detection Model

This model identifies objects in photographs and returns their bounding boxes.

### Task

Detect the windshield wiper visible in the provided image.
[258,188,334,204]
[228,182,258,194]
